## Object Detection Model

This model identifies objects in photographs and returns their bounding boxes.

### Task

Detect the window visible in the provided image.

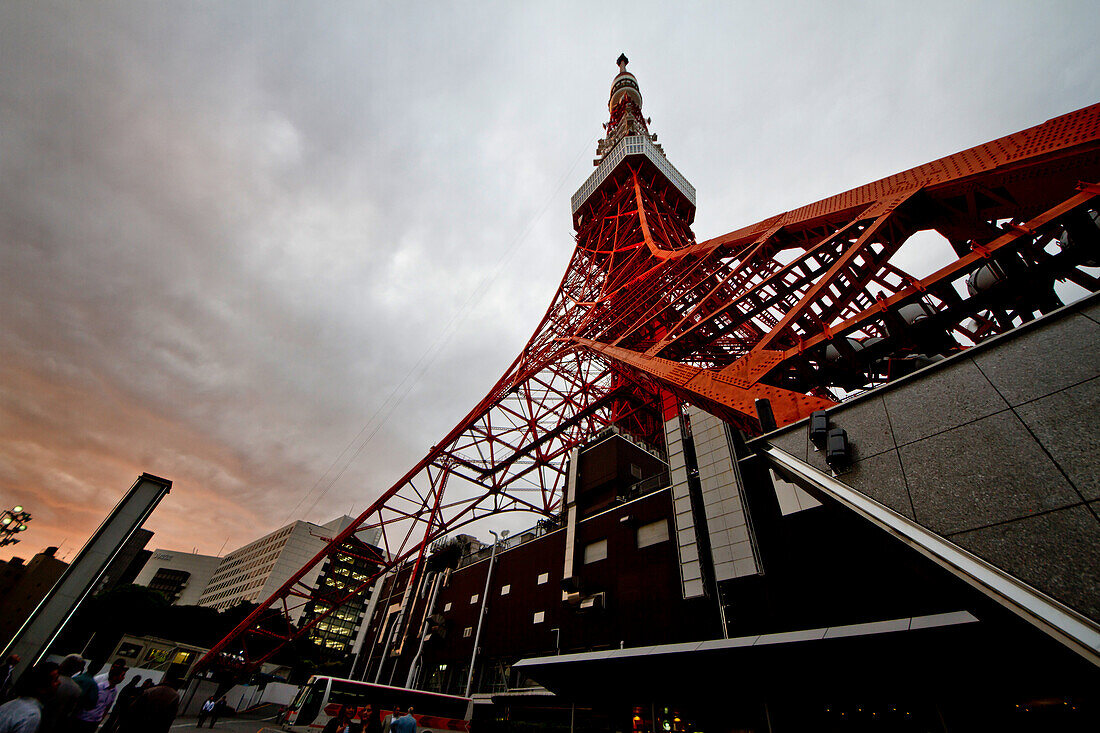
[637,519,670,548]
[116,643,142,659]
[500,584,511,596]
[463,627,472,638]
[470,593,479,604]
[630,463,642,479]
[584,539,608,564]
[537,572,549,585]
[443,602,452,612]
[533,611,545,624]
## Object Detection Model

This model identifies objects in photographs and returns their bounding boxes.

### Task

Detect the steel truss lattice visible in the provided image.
[198,84,1100,673]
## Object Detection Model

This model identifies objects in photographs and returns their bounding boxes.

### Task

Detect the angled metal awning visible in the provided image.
[760,444,1100,667]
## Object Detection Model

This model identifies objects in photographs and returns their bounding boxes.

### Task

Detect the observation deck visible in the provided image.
[570,133,696,217]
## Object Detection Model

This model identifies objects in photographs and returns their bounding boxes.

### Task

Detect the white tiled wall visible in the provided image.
[664,414,706,598]
[687,405,762,581]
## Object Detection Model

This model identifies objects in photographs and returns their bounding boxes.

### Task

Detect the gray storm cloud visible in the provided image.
[1,1,1097,558]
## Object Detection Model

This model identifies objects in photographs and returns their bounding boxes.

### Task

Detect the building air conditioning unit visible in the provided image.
[578,592,605,611]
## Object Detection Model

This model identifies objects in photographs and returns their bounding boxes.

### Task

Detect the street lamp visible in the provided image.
[465,528,507,697]
[0,506,32,547]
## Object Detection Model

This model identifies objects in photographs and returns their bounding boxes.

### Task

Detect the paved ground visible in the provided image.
[169,715,281,733]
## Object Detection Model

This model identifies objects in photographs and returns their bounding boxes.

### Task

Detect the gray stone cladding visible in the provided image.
[761,293,1100,623]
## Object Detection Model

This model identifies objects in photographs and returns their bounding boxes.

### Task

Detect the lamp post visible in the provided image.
[465,529,507,697]
[0,506,31,547]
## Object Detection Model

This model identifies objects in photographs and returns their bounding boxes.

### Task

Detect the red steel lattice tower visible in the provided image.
[199,56,1100,673]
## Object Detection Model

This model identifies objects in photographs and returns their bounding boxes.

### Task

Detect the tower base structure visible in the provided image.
[197,60,1100,724]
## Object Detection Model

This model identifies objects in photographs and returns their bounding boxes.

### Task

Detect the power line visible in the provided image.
[286,134,599,525]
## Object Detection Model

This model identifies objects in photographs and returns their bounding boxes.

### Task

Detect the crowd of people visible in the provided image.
[0,654,182,733]
[320,704,415,733]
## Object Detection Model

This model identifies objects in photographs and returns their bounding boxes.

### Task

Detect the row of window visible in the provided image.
[441,520,669,612]
[207,529,293,581]
[327,565,371,582]
[461,609,548,638]
[199,570,270,604]
[207,553,281,590]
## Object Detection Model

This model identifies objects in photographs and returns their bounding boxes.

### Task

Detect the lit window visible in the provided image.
[537,572,549,585]
[470,594,479,604]
[463,627,472,638]
[584,539,608,564]
[443,602,452,612]
[533,611,545,624]
[500,584,510,596]
[636,519,670,548]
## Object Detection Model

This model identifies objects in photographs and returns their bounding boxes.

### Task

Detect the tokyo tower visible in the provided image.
[199,55,1100,672]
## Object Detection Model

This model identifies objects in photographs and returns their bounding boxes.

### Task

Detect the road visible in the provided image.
[170,715,281,733]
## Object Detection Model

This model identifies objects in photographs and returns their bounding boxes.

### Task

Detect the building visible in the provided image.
[347,59,1100,731]
[0,547,69,647]
[1,474,172,680]
[107,633,209,681]
[91,527,154,596]
[357,300,1100,729]
[358,429,720,694]
[197,516,379,624]
[299,533,386,655]
[133,549,222,606]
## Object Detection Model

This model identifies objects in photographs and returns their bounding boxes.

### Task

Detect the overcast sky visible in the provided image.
[1,1,1097,562]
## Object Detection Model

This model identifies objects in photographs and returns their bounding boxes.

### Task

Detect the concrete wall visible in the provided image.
[664,415,706,598]
[133,549,221,606]
[764,294,1100,624]
[226,681,299,711]
[687,406,761,581]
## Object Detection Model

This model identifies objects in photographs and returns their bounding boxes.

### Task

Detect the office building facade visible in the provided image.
[133,549,222,606]
[197,516,379,624]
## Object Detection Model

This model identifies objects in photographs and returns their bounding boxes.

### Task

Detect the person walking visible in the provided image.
[390,707,417,733]
[197,696,216,727]
[209,696,228,728]
[362,704,382,733]
[0,662,59,733]
[120,675,180,733]
[73,663,126,732]
[321,705,358,733]
[101,676,141,733]
[0,655,19,703]
[70,663,99,718]
[39,654,85,733]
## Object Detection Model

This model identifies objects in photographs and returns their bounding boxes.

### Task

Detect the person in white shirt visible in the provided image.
[197,697,217,728]
[0,662,60,733]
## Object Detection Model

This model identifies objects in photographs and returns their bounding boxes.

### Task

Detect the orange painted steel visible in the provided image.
[198,65,1100,674]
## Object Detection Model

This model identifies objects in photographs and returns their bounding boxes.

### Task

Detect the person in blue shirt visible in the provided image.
[390,707,417,733]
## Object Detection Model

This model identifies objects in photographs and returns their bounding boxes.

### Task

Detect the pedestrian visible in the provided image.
[0,661,59,733]
[362,704,382,733]
[0,655,19,703]
[321,705,358,733]
[70,662,99,714]
[390,707,417,733]
[39,654,85,733]
[73,662,126,732]
[119,674,180,733]
[197,696,216,727]
[104,660,126,678]
[210,696,228,727]
[101,676,141,733]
